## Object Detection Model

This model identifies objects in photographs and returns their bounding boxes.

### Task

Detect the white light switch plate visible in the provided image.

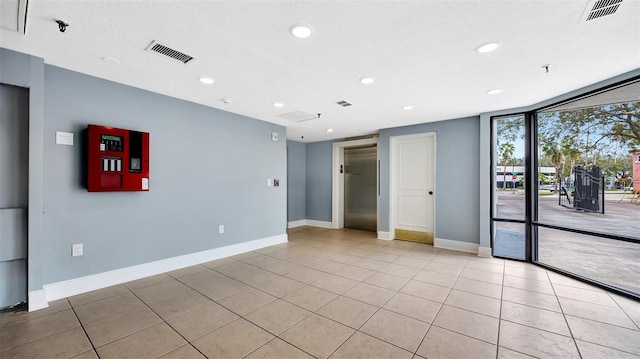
[56,131,74,146]
[219,225,224,234]
[267,179,272,187]
[72,243,83,257]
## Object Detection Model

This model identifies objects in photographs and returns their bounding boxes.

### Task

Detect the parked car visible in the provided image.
[538,184,555,192]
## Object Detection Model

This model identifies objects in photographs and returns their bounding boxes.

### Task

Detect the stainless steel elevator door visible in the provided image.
[344,145,377,232]
[0,84,29,309]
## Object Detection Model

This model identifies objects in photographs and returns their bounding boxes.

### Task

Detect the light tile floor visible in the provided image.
[1,226,639,358]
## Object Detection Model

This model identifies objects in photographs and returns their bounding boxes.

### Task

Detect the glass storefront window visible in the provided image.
[538,226,639,294]
[537,103,640,240]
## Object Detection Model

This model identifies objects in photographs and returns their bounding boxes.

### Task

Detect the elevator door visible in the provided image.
[344,145,377,231]
[0,84,29,309]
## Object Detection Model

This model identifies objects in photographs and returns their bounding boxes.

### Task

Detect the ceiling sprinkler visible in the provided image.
[55,19,69,32]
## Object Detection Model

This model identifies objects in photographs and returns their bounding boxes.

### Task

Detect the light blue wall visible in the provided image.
[306,141,334,222]
[41,65,286,284]
[287,140,306,222]
[379,117,480,243]
[0,48,45,292]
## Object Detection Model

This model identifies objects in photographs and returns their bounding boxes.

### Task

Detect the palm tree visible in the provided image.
[544,145,563,190]
[499,142,515,189]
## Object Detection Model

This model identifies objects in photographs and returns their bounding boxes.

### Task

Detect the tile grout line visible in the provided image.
[553,290,640,356]
[124,284,210,359]
[605,291,640,332]
[414,257,528,356]
[273,233,384,357]
[323,244,444,358]
[499,267,600,352]
[282,234,640,356]
[67,297,102,359]
[354,251,436,355]
[546,268,583,359]
[184,239,560,354]
[495,258,505,359]
[407,251,463,358]
[162,269,315,359]
[295,238,448,356]
[320,244,438,356]
[241,336,314,359]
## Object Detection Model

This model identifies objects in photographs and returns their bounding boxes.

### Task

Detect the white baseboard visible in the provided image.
[39,233,287,307]
[287,219,333,229]
[434,238,479,254]
[287,220,306,228]
[477,246,492,257]
[378,231,392,240]
[28,289,48,312]
[304,220,333,229]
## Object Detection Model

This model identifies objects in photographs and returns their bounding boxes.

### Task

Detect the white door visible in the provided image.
[391,133,435,241]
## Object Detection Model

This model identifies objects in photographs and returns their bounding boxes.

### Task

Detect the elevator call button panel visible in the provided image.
[87,125,149,192]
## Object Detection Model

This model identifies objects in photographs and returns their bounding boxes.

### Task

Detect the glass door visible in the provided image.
[491,114,529,260]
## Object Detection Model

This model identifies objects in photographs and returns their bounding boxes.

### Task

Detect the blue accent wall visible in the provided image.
[287,140,306,222]
[36,64,286,284]
[305,141,333,222]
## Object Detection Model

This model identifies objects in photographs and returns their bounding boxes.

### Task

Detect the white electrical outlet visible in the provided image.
[219,225,224,234]
[72,243,83,257]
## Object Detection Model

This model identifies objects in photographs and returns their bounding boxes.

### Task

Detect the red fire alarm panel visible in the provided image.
[87,124,149,192]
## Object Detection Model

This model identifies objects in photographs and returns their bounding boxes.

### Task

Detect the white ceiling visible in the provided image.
[1,1,639,142]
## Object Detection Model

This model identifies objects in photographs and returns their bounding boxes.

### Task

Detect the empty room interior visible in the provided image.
[1,1,640,358]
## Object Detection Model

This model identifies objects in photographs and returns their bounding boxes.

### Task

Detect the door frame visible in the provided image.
[389,132,437,241]
[331,137,379,229]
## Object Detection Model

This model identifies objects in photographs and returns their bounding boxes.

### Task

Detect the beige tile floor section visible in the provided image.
[1,226,639,358]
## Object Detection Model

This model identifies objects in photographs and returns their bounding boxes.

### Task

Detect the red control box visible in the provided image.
[87,125,149,192]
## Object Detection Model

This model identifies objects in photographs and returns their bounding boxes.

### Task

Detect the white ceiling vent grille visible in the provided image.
[277,111,318,123]
[145,40,194,64]
[583,0,623,21]
[336,100,353,107]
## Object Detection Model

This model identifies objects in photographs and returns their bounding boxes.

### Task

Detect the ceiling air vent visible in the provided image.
[277,111,318,123]
[336,100,352,107]
[583,0,623,21]
[145,40,194,64]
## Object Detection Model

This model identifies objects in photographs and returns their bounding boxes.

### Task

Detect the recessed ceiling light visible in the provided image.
[273,102,284,108]
[486,88,503,95]
[360,77,375,84]
[220,98,232,104]
[290,24,314,38]
[326,128,334,133]
[402,105,414,111]
[199,77,215,85]
[475,42,500,53]
[101,56,121,64]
